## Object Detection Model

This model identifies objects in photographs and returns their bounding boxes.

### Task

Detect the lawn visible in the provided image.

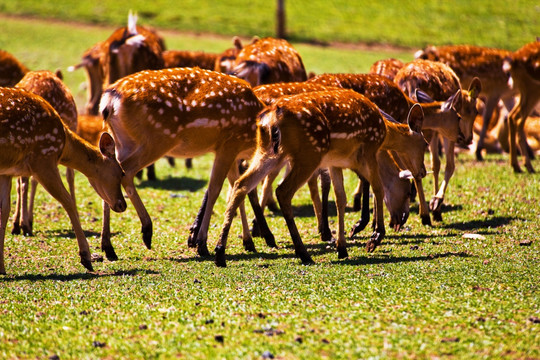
[0,11,539,360]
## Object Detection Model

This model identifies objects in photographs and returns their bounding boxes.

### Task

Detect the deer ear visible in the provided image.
[407,103,424,133]
[99,132,116,159]
[468,77,482,99]
[451,90,463,110]
[415,89,434,103]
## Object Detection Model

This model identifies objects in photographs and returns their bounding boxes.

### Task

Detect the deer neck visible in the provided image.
[60,128,104,178]
[381,121,410,152]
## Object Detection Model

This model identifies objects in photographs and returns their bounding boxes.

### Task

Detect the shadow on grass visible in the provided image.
[39,229,119,239]
[442,215,518,231]
[137,175,207,192]
[333,251,472,266]
[1,268,159,282]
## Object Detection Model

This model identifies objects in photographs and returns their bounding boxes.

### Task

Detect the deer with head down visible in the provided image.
[307,72,478,227]
[503,40,540,173]
[253,81,415,239]
[394,59,482,221]
[415,44,516,161]
[214,89,427,267]
[11,70,79,236]
[98,67,276,261]
[230,37,307,87]
[0,87,126,274]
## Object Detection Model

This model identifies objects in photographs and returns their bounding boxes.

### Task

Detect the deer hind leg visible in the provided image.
[307,169,332,243]
[215,153,283,267]
[28,177,39,235]
[19,177,32,236]
[516,94,539,173]
[328,167,348,259]
[250,164,282,239]
[275,158,320,265]
[0,176,13,275]
[32,167,93,272]
[226,163,256,252]
[508,95,526,173]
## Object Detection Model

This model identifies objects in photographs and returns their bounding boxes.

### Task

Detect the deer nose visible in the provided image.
[113,198,127,213]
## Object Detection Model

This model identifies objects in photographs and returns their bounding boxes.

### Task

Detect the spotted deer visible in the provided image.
[230,37,307,86]
[98,67,276,261]
[394,59,482,221]
[503,40,540,173]
[11,70,79,236]
[369,58,405,80]
[415,44,516,160]
[0,87,126,274]
[214,89,427,267]
[253,81,415,238]
[307,72,475,226]
[0,50,29,87]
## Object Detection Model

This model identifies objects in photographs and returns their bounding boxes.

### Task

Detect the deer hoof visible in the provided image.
[80,256,94,272]
[337,246,348,259]
[187,233,197,248]
[243,237,257,252]
[250,218,262,238]
[11,223,21,235]
[197,242,210,257]
[215,245,227,267]
[298,252,314,265]
[432,210,443,222]
[429,197,444,212]
[103,246,119,261]
[349,219,368,238]
[421,214,432,226]
[142,224,152,249]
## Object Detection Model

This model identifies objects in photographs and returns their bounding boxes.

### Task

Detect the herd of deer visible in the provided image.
[1,13,539,273]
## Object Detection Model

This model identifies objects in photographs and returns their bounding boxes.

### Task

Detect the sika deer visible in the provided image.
[12,70,79,236]
[0,50,29,87]
[230,37,307,86]
[253,81,414,237]
[503,40,540,173]
[394,60,482,221]
[214,89,426,267]
[369,58,405,80]
[0,87,126,274]
[415,44,516,160]
[99,67,276,261]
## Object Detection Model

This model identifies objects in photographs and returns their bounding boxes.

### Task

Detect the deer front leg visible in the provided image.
[430,140,456,221]
[33,169,93,272]
[349,175,371,237]
[507,100,524,173]
[328,167,348,259]
[226,165,256,252]
[28,177,38,233]
[100,201,117,261]
[0,176,13,275]
[11,177,22,235]
[306,170,332,243]
[122,174,153,249]
[475,95,500,161]
[516,96,538,173]
[364,158,385,253]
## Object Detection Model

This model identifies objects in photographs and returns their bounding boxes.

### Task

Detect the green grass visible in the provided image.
[0,13,539,360]
[1,0,539,49]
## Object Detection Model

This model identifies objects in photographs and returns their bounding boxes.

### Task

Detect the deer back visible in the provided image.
[231,37,307,86]
[163,50,220,70]
[101,68,263,159]
[253,82,338,106]
[16,70,78,132]
[308,73,412,124]
[369,58,405,80]
[0,87,66,175]
[416,44,512,96]
[506,41,540,84]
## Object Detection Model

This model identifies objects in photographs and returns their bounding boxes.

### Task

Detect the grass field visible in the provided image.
[0,8,539,360]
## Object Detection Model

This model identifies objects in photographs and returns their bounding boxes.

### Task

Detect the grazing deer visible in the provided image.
[369,58,405,80]
[99,67,276,261]
[394,60,482,221]
[0,87,126,274]
[230,37,307,86]
[215,36,244,74]
[415,44,516,160]
[0,50,29,87]
[503,40,540,173]
[308,72,482,225]
[214,89,427,267]
[11,70,79,236]
[253,81,414,237]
